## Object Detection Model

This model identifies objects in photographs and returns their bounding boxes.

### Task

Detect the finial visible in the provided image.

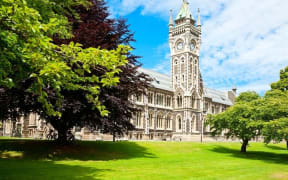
[169,9,174,27]
[197,8,201,27]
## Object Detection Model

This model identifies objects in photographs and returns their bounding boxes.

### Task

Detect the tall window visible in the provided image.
[156,94,158,105]
[156,94,164,106]
[149,113,153,128]
[166,115,171,129]
[191,96,195,108]
[136,94,142,102]
[190,58,193,73]
[197,99,200,109]
[177,95,182,108]
[148,92,153,104]
[166,96,171,107]
[156,114,163,129]
[136,112,142,127]
[174,59,178,74]
[216,106,220,113]
[204,102,209,112]
[178,117,182,130]
[181,58,185,73]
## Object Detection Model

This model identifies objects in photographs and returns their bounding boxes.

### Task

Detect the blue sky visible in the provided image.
[107,0,288,94]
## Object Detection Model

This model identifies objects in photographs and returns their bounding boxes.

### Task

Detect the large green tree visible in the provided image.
[52,0,151,142]
[207,92,262,152]
[0,0,129,139]
[262,66,288,149]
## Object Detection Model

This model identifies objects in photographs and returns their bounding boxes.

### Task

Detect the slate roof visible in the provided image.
[204,88,233,106]
[138,67,233,106]
[138,67,173,92]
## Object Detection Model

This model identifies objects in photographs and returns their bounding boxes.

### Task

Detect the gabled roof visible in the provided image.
[138,67,233,106]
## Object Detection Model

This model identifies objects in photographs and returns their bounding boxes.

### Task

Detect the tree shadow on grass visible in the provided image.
[265,144,288,151]
[0,158,108,180]
[209,145,288,165]
[0,139,156,161]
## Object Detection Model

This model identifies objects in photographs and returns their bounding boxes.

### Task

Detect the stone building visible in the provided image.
[1,0,236,141]
[128,1,236,141]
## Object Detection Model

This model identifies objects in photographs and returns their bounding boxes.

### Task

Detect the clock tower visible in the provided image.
[169,0,204,134]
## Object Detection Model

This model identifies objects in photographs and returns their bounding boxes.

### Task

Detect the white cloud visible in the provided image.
[108,0,288,94]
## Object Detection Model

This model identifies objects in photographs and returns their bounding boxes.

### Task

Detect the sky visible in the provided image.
[107,0,288,95]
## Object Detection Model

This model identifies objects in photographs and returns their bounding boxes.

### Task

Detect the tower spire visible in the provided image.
[175,0,194,21]
[169,9,174,27]
[197,8,201,27]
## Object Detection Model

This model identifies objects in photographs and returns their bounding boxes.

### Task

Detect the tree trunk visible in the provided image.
[286,140,288,150]
[241,139,249,153]
[113,131,116,142]
[57,128,68,144]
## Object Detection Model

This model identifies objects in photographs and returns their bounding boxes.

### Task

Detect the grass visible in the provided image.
[0,138,287,180]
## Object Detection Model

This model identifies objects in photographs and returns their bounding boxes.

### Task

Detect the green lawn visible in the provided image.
[0,138,287,180]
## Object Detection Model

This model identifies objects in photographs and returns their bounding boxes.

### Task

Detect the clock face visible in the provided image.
[177,42,183,50]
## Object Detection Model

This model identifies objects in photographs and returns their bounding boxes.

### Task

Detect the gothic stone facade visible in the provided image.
[1,1,236,141]
[128,1,236,141]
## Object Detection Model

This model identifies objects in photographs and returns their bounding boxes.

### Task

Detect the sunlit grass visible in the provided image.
[0,138,287,180]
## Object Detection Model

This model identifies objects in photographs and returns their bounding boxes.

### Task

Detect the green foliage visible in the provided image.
[0,0,129,117]
[271,66,288,91]
[235,91,260,103]
[207,91,262,151]
[263,118,288,144]
[260,90,288,122]
[262,67,288,145]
